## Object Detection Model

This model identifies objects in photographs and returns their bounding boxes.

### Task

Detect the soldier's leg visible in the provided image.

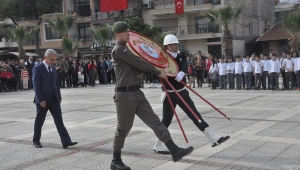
[136,91,194,160]
[161,92,180,128]
[136,91,172,143]
[113,93,138,152]
[177,90,229,147]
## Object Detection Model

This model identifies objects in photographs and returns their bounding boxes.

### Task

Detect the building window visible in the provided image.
[74,0,91,17]
[78,23,92,42]
[279,40,288,46]
[207,37,221,42]
[26,27,41,45]
[44,24,61,40]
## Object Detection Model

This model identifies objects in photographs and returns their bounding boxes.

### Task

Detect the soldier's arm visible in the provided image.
[116,46,161,75]
[180,55,188,73]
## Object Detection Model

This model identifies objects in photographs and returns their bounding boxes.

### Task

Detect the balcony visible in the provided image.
[19,16,40,22]
[162,23,221,40]
[73,9,92,17]
[69,34,93,43]
[92,8,133,20]
[149,0,221,15]
[24,39,41,46]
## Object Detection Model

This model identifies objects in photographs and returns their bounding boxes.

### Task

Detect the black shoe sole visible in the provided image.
[212,136,230,147]
[153,149,171,155]
[110,164,131,170]
[172,146,194,162]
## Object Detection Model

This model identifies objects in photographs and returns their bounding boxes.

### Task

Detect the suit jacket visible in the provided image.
[165,52,187,90]
[71,64,79,74]
[32,63,62,104]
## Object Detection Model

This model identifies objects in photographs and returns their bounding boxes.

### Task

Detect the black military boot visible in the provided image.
[110,152,131,170]
[165,140,194,162]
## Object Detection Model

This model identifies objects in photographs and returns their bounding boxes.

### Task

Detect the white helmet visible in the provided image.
[163,34,179,46]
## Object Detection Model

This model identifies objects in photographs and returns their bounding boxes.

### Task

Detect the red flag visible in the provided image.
[175,0,184,14]
[100,0,128,12]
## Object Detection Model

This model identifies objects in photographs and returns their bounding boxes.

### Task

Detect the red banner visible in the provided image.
[100,0,128,12]
[175,0,184,14]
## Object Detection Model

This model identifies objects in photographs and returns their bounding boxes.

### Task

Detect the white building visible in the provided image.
[143,0,275,57]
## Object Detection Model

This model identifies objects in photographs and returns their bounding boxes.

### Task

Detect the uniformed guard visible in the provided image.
[153,34,230,154]
[110,21,194,170]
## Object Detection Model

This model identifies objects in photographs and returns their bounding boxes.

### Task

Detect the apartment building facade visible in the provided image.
[143,0,276,57]
[0,0,138,58]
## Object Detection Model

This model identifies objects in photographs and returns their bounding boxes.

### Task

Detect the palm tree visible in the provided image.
[44,14,75,38]
[205,3,247,57]
[62,37,81,57]
[44,14,76,57]
[0,25,38,59]
[281,10,300,52]
[90,24,114,57]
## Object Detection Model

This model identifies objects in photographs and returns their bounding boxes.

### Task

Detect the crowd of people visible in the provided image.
[1,50,299,92]
[0,56,117,92]
[187,51,300,91]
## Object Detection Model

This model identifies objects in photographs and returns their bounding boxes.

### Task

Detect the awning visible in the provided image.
[8,52,39,57]
[256,24,291,42]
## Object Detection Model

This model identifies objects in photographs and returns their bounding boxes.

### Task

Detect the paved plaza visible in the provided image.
[0,84,300,170]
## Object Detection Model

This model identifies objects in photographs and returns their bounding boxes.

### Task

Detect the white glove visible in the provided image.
[160,92,166,102]
[175,71,185,82]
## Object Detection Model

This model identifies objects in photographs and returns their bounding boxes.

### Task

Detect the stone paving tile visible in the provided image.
[1,84,300,170]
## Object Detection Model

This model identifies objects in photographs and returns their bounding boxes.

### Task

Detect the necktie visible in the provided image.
[48,66,52,73]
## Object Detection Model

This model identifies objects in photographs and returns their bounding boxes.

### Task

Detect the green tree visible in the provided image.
[205,3,247,57]
[90,25,114,57]
[281,10,300,52]
[0,0,63,57]
[124,17,162,39]
[44,14,75,39]
[62,37,81,57]
[0,25,38,59]
[44,14,76,57]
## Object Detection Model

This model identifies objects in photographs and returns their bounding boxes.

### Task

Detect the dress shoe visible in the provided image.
[63,141,78,148]
[111,152,131,170]
[110,159,131,170]
[33,141,43,148]
[165,140,194,162]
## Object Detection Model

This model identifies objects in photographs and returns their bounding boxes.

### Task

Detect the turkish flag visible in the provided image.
[100,0,128,12]
[175,0,184,14]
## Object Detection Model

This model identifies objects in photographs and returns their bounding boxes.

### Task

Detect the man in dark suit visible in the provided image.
[32,49,78,149]
[71,60,79,87]
[26,56,35,89]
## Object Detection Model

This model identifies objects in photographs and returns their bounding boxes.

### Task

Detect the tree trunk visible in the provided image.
[35,18,43,58]
[35,32,42,58]
[222,27,233,57]
[289,36,297,52]
[18,45,25,60]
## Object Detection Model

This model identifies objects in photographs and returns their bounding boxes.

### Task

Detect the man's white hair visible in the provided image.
[45,49,57,57]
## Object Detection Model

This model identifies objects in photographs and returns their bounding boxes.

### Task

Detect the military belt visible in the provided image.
[115,85,140,92]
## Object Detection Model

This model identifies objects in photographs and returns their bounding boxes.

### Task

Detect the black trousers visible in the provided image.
[33,95,71,144]
[270,72,279,88]
[107,70,112,83]
[162,89,209,131]
[262,71,270,89]
[242,72,245,87]
[281,69,286,89]
[296,71,300,88]
[61,72,70,87]
[111,69,116,83]
[72,74,78,87]
[97,71,104,84]
[251,71,255,87]
[196,70,204,87]
[285,72,294,89]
